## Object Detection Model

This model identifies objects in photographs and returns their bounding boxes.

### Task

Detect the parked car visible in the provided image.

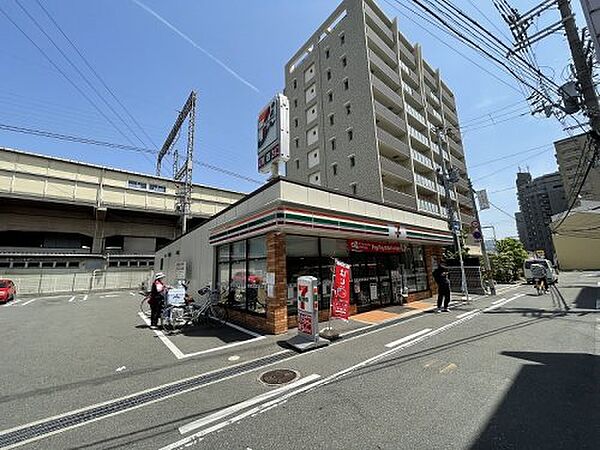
[0,279,17,304]
[523,259,558,284]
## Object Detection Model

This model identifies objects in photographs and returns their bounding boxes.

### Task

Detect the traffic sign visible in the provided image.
[470,220,480,229]
[472,229,483,240]
[452,221,461,232]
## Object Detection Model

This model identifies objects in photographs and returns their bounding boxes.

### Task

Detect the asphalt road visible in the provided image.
[1,272,598,449]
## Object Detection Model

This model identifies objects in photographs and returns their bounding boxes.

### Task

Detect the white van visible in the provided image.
[523,259,558,284]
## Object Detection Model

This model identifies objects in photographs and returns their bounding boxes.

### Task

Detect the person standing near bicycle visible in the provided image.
[149,272,167,329]
[530,263,548,294]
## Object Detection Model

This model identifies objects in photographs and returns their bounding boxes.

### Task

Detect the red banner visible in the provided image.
[347,239,405,253]
[331,260,351,320]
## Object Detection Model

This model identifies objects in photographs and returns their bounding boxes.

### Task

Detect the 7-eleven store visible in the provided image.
[155,178,452,334]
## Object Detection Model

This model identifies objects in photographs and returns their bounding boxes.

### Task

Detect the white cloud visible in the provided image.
[132,0,259,93]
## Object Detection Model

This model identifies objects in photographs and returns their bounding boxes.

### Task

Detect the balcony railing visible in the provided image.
[403,83,423,106]
[377,127,410,159]
[369,50,400,87]
[374,101,406,135]
[418,198,441,215]
[444,104,458,126]
[450,154,466,173]
[405,102,427,127]
[366,26,397,65]
[427,105,442,125]
[424,69,437,89]
[383,186,417,210]
[380,156,413,183]
[458,192,472,206]
[372,75,403,109]
[411,149,433,170]
[364,2,394,43]
[399,41,416,66]
[415,173,437,192]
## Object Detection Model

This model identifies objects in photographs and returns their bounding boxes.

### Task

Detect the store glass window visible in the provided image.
[215,236,267,315]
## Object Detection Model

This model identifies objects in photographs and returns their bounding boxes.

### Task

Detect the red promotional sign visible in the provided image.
[347,239,405,253]
[331,260,351,321]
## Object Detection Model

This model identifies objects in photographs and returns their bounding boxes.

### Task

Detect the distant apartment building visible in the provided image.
[515,171,568,261]
[283,0,475,227]
[554,132,600,204]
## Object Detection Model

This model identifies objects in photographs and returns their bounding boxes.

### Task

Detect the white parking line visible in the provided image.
[384,329,432,348]
[21,298,39,306]
[129,292,136,296]
[137,312,185,359]
[68,296,76,303]
[81,294,88,302]
[178,374,321,435]
[456,309,480,319]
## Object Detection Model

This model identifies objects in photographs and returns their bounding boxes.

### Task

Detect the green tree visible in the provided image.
[495,237,528,280]
[489,253,514,283]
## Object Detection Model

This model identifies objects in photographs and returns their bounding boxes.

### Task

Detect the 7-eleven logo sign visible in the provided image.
[388,225,407,240]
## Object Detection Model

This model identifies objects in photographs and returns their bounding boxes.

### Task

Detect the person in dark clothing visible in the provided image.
[149,272,167,329]
[433,264,451,312]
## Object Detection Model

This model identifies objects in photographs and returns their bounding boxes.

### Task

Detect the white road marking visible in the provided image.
[384,329,432,348]
[129,292,136,296]
[228,355,240,362]
[181,337,265,359]
[6,299,22,306]
[0,348,291,450]
[178,374,321,435]
[68,296,76,303]
[222,321,263,338]
[137,312,185,359]
[483,294,525,312]
[81,294,88,302]
[100,294,119,298]
[115,366,127,372]
[491,298,506,305]
[21,298,39,306]
[456,309,480,319]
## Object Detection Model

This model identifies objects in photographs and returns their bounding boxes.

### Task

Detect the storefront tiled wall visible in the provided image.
[267,231,288,334]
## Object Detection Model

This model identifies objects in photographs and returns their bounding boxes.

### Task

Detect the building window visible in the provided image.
[329,114,335,126]
[343,78,349,90]
[332,163,338,176]
[347,128,353,141]
[328,91,333,102]
[325,48,330,59]
[294,118,299,128]
[330,138,336,151]
[340,32,345,45]
[294,137,299,148]
[341,55,347,67]
[293,79,297,89]
[216,237,267,315]
[128,180,147,190]
[293,98,298,108]
[349,155,355,167]
[345,103,351,115]
[327,69,332,80]
[350,183,357,194]
[295,159,300,170]
[149,184,166,193]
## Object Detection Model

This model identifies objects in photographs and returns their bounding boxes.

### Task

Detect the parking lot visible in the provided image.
[0,290,280,432]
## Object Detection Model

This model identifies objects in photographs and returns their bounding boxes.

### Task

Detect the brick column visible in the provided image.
[266,231,288,334]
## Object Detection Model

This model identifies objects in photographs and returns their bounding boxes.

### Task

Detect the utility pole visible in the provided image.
[435,126,469,301]
[557,0,600,133]
[468,179,496,296]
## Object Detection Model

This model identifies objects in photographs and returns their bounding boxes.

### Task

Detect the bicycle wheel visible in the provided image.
[210,304,228,325]
[140,297,151,318]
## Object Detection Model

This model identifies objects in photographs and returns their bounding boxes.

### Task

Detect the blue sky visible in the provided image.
[0,0,587,238]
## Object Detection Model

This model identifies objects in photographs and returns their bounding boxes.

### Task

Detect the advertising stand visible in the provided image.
[287,276,330,352]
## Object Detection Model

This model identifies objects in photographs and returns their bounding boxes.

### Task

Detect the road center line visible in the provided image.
[483,294,525,312]
[456,309,480,319]
[179,374,321,435]
[384,329,432,348]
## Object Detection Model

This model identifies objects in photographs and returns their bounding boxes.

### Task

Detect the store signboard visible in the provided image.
[296,276,319,339]
[347,239,407,253]
[387,224,408,240]
[257,93,290,174]
[174,261,187,281]
[331,260,351,321]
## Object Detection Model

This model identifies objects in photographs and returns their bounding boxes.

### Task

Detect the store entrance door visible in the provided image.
[351,253,395,311]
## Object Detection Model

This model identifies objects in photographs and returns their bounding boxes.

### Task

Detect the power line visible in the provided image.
[471,147,554,183]
[0,4,137,147]
[32,0,160,149]
[0,122,262,185]
[470,143,551,168]
[487,199,516,220]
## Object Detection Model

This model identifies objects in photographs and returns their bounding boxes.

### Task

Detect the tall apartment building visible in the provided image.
[554,132,600,204]
[515,171,568,261]
[283,0,474,227]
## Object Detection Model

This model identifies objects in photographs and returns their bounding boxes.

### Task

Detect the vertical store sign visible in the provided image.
[257,93,290,174]
[297,276,319,340]
[331,260,351,320]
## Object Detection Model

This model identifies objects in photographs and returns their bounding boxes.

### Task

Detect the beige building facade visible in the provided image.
[554,132,600,204]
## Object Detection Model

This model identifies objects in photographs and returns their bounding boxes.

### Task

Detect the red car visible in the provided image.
[0,279,17,304]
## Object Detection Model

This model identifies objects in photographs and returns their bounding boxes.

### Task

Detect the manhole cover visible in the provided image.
[259,369,299,386]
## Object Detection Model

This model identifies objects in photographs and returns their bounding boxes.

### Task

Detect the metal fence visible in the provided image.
[447,266,486,295]
[0,268,153,296]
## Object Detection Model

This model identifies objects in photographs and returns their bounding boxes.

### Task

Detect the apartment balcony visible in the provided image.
[418,198,441,216]
[432,143,450,161]
[403,84,423,108]
[461,211,475,224]
[401,68,420,89]
[369,50,400,87]
[448,138,464,157]
[377,127,410,159]
[366,26,397,66]
[437,183,457,201]
[364,2,395,44]
[411,148,434,172]
[450,154,466,173]
[424,69,437,89]
[427,105,443,126]
[415,173,437,193]
[380,155,413,184]
[456,176,470,193]
[443,104,459,126]
[372,75,403,110]
[374,101,406,135]
[426,87,441,107]
[457,192,472,206]
[405,102,428,129]
[398,41,416,67]
[442,87,455,108]
[383,186,417,210]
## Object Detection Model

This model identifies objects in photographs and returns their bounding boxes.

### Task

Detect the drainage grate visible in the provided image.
[0,351,292,448]
[259,369,299,386]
